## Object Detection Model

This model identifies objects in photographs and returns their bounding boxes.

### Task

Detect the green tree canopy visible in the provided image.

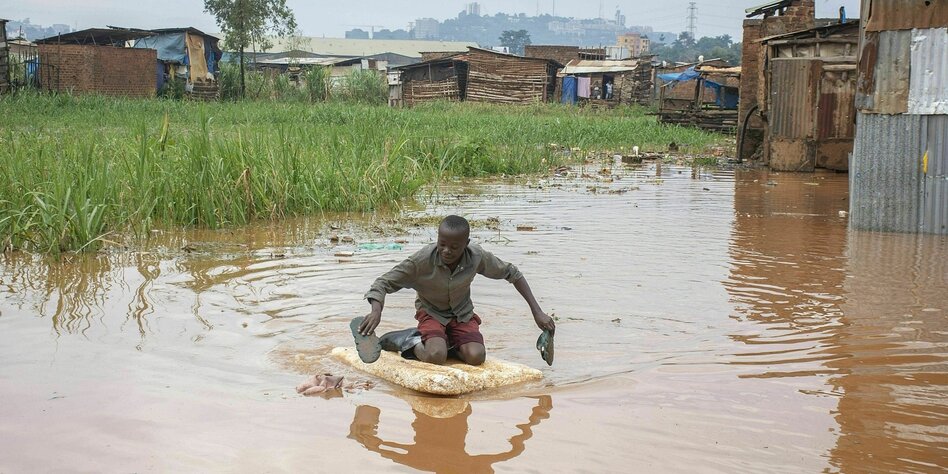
[204,0,297,97]
[499,29,531,56]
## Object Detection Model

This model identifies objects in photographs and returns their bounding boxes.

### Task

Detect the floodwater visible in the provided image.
[1,162,946,473]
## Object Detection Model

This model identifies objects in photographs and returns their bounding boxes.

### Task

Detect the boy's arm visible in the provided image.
[360,259,417,335]
[513,276,555,334]
[477,247,554,333]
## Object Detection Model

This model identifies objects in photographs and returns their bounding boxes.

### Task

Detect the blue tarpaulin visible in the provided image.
[133,32,220,74]
[657,67,701,85]
[561,75,578,105]
[659,66,738,110]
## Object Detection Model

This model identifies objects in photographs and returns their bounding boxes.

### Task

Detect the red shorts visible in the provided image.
[415,309,484,348]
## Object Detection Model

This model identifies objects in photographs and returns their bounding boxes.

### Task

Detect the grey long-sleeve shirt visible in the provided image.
[364,243,523,325]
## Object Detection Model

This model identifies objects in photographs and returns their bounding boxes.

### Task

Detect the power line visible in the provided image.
[687,2,698,39]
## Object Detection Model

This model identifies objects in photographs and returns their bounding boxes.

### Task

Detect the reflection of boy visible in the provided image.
[349,396,553,472]
[357,215,555,365]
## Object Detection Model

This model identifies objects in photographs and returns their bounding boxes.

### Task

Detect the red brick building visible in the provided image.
[35,28,157,98]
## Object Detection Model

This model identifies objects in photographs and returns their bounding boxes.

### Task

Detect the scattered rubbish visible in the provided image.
[357,242,404,251]
[330,225,341,230]
[804,182,820,186]
[394,238,409,244]
[329,234,340,243]
[517,225,536,231]
[527,250,540,255]
[765,181,778,186]
[703,187,710,191]
[181,244,197,253]
[341,236,354,243]
[560,226,573,230]
[611,318,621,324]
[334,251,355,257]
[838,211,849,218]
[668,142,679,152]
[270,252,286,258]
[632,146,640,156]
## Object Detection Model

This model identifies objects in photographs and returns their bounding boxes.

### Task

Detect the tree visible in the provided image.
[204,0,297,98]
[499,29,531,56]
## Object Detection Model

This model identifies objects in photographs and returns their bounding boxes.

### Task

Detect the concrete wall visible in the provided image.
[38,44,157,98]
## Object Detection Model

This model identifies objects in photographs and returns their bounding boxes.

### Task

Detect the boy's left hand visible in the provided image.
[533,311,555,335]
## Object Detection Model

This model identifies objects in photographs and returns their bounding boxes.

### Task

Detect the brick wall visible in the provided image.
[38,44,156,98]
[525,45,579,65]
[524,45,604,66]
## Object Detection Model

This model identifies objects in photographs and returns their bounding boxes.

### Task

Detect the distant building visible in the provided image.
[465,2,482,17]
[373,29,411,40]
[616,33,650,57]
[263,37,478,60]
[413,18,440,39]
[345,29,370,40]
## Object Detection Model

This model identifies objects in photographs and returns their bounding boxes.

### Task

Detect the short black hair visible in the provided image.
[440,215,470,235]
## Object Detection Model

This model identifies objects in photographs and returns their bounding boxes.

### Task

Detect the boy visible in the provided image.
[353,215,555,366]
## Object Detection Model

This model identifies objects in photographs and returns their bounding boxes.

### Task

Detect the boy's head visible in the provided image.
[437,215,470,266]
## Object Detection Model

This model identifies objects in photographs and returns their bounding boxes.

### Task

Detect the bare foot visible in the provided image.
[296,373,347,396]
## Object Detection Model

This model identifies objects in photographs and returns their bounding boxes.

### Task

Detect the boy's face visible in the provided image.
[437,226,469,266]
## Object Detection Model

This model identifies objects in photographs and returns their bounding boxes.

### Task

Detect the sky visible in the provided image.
[7,0,862,41]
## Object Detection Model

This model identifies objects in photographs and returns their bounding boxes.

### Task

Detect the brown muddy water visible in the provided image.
[1,163,946,473]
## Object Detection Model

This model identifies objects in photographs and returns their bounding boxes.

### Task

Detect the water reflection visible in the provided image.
[725,170,948,470]
[349,396,552,473]
[828,232,948,472]
[725,170,850,378]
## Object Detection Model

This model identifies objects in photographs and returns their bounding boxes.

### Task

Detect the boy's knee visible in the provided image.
[424,347,448,365]
[459,344,486,366]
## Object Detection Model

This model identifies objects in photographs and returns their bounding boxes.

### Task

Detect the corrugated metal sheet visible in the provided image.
[850,113,948,234]
[818,69,857,139]
[770,59,816,139]
[908,28,948,115]
[864,0,948,32]
[855,30,911,114]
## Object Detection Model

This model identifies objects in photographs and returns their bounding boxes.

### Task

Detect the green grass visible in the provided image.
[0,93,723,253]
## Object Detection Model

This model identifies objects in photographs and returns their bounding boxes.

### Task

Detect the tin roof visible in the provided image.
[35,28,154,45]
[559,59,639,75]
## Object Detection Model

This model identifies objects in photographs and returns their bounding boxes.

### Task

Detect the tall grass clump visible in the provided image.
[0,94,724,253]
[334,70,387,105]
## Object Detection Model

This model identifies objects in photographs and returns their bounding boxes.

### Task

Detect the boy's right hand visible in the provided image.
[359,310,381,336]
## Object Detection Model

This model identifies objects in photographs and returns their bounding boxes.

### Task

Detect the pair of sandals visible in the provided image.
[349,317,421,363]
[350,316,555,366]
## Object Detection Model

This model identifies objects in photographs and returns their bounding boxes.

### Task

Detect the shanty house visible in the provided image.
[34,28,157,98]
[394,55,468,106]
[849,0,948,234]
[557,58,651,106]
[759,20,859,171]
[132,27,222,100]
[463,47,560,105]
[657,62,741,132]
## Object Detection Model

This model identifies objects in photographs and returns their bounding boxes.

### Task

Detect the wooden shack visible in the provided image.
[657,62,741,133]
[395,55,468,106]
[464,47,559,104]
[557,58,652,107]
[759,20,859,171]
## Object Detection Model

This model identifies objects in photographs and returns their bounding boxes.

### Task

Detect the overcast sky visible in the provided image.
[8,0,861,40]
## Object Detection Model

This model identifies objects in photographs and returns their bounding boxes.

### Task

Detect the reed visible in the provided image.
[0,93,723,253]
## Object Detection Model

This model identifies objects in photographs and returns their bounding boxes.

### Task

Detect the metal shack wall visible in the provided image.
[851,26,948,234]
[768,58,818,171]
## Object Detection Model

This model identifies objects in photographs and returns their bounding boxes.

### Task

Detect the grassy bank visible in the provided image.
[0,93,722,253]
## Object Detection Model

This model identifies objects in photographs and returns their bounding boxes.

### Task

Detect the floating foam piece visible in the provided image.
[331,347,543,395]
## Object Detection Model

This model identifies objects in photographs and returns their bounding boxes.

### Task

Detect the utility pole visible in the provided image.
[687,2,697,40]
